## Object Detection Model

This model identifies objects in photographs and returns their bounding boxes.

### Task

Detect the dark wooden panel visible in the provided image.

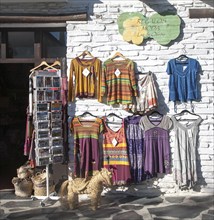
[0,13,87,23]
[189,8,214,18]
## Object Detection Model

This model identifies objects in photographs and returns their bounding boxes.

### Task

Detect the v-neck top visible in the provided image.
[102,117,131,185]
[166,58,200,102]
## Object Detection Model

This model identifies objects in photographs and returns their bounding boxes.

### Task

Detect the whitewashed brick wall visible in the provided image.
[4,0,212,194]
[66,0,214,194]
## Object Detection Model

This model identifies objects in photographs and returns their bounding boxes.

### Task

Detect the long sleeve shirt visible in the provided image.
[68,57,102,102]
[101,58,137,105]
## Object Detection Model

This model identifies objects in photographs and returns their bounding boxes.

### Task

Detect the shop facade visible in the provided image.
[0,0,213,194]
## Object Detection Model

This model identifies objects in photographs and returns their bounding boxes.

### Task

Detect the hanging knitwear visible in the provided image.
[101,59,137,105]
[70,117,103,178]
[102,118,131,185]
[68,57,102,102]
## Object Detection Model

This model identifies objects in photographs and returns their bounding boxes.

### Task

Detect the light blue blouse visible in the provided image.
[166,58,200,102]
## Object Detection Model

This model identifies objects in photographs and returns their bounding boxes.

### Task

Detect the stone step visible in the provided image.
[202,213,214,220]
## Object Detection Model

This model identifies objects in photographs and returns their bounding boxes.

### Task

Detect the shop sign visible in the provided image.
[117,12,181,46]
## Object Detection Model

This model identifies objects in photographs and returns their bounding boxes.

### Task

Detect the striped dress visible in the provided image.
[70,117,103,178]
[68,57,102,102]
[101,59,137,105]
[102,118,131,185]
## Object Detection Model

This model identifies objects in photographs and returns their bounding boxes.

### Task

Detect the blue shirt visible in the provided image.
[166,58,200,102]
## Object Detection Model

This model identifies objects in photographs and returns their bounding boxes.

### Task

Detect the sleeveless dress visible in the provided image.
[124,115,144,183]
[102,118,131,185]
[171,115,202,188]
[140,115,172,177]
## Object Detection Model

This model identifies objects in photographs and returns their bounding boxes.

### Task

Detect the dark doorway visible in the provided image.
[0,63,33,189]
[0,28,67,190]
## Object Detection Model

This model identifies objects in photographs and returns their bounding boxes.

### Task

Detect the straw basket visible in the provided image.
[12,177,33,198]
[31,170,55,196]
[17,162,34,179]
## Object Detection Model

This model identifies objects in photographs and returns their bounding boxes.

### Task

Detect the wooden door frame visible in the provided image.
[0,28,66,65]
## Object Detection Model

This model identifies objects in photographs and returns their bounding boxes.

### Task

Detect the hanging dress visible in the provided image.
[132,73,158,114]
[124,115,144,183]
[171,115,202,188]
[102,118,131,185]
[70,117,103,178]
[140,115,172,177]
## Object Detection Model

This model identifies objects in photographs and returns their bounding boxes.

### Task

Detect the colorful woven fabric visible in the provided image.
[68,57,102,102]
[125,115,144,183]
[70,117,103,178]
[101,59,137,105]
[102,118,131,185]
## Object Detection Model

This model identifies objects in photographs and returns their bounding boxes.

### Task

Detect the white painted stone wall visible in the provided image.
[66,0,214,194]
[2,0,213,194]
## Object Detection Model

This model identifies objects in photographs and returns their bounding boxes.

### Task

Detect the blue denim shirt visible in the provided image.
[166,58,200,102]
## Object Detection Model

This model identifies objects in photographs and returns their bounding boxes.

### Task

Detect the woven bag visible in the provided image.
[12,177,33,198]
[17,161,34,179]
[31,170,55,196]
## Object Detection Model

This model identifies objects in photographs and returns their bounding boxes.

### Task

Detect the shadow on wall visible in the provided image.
[201,0,214,7]
[141,0,177,13]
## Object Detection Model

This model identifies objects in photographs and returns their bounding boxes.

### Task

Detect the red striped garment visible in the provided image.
[102,118,131,185]
[101,59,137,105]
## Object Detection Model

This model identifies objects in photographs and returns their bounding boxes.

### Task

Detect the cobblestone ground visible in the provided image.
[0,188,213,220]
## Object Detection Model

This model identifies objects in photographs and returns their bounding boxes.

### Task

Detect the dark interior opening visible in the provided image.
[0,63,34,189]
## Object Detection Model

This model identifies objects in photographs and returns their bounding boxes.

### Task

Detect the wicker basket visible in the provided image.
[33,183,55,196]
[12,177,33,198]
[17,162,34,179]
[31,170,55,196]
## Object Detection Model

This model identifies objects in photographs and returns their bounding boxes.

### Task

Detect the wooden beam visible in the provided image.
[189,8,214,18]
[0,13,87,23]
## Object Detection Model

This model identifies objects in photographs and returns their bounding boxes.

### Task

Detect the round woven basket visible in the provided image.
[31,170,55,196]
[12,177,33,198]
[33,184,55,196]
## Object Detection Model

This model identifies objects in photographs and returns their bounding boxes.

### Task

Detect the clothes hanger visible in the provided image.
[77,50,94,59]
[175,109,201,118]
[30,61,57,72]
[106,112,123,120]
[148,111,163,121]
[43,60,61,70]
[78,111,97,118]
[110,51,127,60]
[176,54,189,63]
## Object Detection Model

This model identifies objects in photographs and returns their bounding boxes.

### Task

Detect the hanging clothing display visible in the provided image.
[102,117,131,185]
[101,58,138,105]
[140,114,172,177]
[166,57,201,102]
[132,72,158,113]
[70,117,103,178]
[68,56,102,102]
[171,113,202,188]
[125,115,144,183]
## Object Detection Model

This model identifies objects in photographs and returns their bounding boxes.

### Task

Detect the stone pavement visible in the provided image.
[0,187,213,220]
